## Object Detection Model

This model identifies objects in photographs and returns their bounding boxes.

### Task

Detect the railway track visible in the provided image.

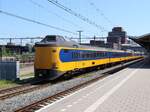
[0,71,85,101]
[15,58,144,112]
[0,84,33,100]
[0,59,143,101]
[0,82,51,100]
[15,73,108,112]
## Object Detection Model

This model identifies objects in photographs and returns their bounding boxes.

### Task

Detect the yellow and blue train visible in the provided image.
[34,35,143,80]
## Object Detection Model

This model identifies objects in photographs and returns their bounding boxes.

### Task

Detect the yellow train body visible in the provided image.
[34,46,143,79]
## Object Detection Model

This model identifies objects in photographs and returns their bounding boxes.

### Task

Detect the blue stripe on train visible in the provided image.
[59,49,132,62]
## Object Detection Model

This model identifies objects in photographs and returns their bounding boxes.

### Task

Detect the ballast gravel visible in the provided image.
[0,71,104,112]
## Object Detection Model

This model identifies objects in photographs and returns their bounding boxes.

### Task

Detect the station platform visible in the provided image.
[37,58,150,112]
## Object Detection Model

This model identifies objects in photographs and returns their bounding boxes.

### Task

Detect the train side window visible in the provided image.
[72,52,78,59]
[72,52,75,59]
[77,52,80,58]
[64,49,69,53]
[104,52,106,57]
[94,52,96,58]
[87,52,90,58]
[85,53,88,58]
[96,52,98,58]
[102,52,104,57]
[75,52,78,59]
[99,52,101,57]
[72,51,79,59]
[92,51,94,58]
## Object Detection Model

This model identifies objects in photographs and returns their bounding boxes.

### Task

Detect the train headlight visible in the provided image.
[52,63,58,69]
[52,49,56,53]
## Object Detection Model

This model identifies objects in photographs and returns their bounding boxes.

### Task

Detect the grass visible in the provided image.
[0,80,19,89]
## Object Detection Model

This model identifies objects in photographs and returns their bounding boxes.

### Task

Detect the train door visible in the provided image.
[74,50,85,70]
[72,50,79,71]
[107,52,111,64]
[75,50,82,70]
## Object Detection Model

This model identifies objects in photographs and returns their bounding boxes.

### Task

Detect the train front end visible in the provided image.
[34,35,62,80]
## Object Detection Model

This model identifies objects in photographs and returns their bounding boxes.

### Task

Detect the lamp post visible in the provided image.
[77,30,83,44]
[0,47,2,61]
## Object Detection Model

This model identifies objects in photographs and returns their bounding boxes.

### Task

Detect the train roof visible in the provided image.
[35,35,129,53]
[35,35,79,47]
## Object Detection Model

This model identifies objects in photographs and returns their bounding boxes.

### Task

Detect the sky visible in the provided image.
[0,0,150,44]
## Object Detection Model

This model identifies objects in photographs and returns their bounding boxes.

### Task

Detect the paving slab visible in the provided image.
[36,59,150,112]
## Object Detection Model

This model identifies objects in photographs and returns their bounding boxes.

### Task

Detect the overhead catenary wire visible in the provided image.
[28,0,82,29]
[29,0,107,38]
[0,9,78,35]
[89,2,115,26]
[0,10,98,42]
[47,0,108,32]
[0,1,1,10]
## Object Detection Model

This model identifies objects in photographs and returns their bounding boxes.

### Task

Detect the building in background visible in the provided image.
[0,44,33,55]
[107,27,127,45]
[0,27,145,54]
[82,27,144,52]
[90,40,105,47]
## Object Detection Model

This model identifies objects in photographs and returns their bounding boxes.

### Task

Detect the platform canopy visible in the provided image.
[129,33,150,52]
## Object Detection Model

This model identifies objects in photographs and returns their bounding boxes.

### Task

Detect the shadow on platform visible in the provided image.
[129,58,150,69]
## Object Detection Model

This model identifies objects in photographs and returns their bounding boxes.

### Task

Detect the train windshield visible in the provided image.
[64,36,72,42]
[64,36,77,43]
[41,36,56,42]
